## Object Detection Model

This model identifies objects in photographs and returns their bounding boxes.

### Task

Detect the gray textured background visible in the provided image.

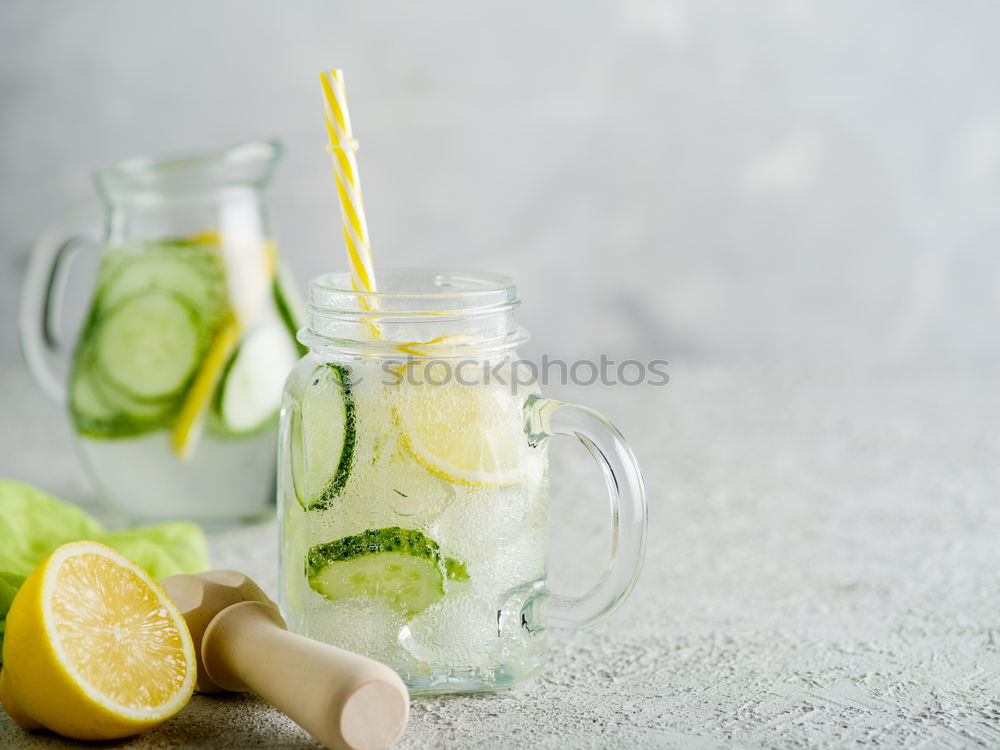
[3,0,1000,368]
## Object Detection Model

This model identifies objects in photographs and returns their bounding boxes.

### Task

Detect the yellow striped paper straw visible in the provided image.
[319,70,378,298]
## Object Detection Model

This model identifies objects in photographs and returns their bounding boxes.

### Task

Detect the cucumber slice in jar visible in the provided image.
[291,364,356,510]
[306,528,450,616]
[92,291,204,403]
[213,322,299,435]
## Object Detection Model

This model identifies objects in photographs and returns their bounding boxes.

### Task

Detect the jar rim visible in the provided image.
[309,268,517,313]
[304,268,526,357]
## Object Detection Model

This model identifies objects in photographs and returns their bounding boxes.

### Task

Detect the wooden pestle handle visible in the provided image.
[160,570,278,693]
[201,601,409,750]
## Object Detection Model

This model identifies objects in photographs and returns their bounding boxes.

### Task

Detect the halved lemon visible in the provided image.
[0,541,196,740]
[393,360,528,487]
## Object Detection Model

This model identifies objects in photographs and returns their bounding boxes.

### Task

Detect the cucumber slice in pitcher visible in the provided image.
[69,343,173,438]
[100,242,225,319]
[272,259,308,357]
[213,322,299,435]
[69,361,123,437]
[93,291,204,402]
[306,528,449,616]
[92,371,175,425]
[291,364,356,510]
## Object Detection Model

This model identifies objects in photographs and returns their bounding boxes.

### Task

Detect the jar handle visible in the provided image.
[18,218,100,403]
[521,394,647,630]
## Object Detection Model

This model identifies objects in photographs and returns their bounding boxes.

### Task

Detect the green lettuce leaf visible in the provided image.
[98,522,210,580]
[0,481,102,576]
[0,479,210,663]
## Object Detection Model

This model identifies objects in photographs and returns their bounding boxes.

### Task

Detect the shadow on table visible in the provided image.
[0,693,321,749]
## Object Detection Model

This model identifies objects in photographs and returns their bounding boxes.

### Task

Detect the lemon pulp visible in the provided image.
[49,551,191,711]
[394,361,528,488]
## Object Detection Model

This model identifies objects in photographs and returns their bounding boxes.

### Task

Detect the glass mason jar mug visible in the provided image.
[279,268,647,694]
[19,141,303,525]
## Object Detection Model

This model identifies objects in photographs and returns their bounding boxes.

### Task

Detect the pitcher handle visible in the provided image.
[521,394,647,630]
[17,218,100,403]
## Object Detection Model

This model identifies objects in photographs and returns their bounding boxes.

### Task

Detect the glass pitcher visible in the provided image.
[278,268,646,694]
[19,141,303,525]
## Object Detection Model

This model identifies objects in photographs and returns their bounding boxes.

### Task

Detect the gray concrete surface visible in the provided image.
[2,363,998,748]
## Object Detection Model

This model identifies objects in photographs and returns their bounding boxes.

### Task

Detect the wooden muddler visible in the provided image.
[161,570,409,750]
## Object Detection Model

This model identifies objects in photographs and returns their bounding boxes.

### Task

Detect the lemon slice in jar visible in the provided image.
[393,360,528,488]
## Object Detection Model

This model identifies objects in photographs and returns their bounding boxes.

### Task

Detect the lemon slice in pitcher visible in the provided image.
[394,361,527,488]
[0,541,196,741]
[171,314,241,459]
